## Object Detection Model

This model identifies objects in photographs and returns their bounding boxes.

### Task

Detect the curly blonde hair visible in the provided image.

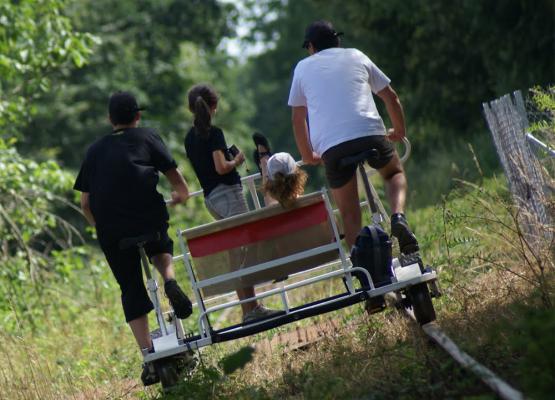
[263,168,308,208]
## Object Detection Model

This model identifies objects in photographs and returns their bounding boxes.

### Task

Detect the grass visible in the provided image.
[0,176,553,400]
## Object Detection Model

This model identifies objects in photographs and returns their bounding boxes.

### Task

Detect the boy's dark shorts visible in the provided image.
[99,227,174,322]
[322,135,395,189]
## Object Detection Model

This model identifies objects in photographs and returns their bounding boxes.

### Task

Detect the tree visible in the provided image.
[241,0,555,200]
[0,0,97,138]
[244,0,554,142]
[18,0,241,168]
[0,0,97,330]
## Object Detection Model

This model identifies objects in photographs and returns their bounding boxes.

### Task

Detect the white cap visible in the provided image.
[266,152,297,181]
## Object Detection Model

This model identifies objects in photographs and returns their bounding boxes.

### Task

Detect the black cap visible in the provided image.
[108,91,146,124]
[302,20,344,49]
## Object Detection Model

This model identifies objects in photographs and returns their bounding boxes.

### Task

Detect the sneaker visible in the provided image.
[242,304,282,324]
[141,362,160,386]
[391,213,420,254]
[164,279,193,319]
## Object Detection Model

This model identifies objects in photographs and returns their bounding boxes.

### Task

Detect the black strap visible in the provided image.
[368,225,381,277]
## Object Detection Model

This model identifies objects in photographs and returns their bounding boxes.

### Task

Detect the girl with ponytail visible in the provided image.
[184,83,280,323]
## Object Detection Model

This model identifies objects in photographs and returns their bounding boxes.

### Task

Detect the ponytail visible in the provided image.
[188,84,218,139]
[194,96,212,137]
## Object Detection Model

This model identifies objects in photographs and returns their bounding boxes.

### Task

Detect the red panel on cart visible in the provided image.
[188,202,328,257]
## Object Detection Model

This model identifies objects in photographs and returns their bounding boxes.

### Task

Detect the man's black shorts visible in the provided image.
[322,135,395,188]
[98,227,173,322]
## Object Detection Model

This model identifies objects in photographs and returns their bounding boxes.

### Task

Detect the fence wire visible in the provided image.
[482,90,552,238]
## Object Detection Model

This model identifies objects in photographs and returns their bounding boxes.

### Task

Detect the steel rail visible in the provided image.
[394,296,524,400]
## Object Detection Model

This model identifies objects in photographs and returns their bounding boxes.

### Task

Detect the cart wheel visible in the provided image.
[175,350,199,376]
[155,360,180,390]
[408,283,436,325]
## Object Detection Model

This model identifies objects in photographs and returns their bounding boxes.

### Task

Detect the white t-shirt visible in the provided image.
[288,48,390,155]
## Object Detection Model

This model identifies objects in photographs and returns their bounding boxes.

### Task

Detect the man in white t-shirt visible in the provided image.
[288,20,418,254]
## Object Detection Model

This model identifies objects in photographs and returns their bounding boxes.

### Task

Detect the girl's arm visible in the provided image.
[213,150,245,175]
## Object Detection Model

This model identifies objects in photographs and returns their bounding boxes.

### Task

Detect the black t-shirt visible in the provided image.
[73,127,177,243]
[184,126,241,196]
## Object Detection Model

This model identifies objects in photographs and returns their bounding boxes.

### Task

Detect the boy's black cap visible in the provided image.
[302,20,344,48]
[108,91,145,121]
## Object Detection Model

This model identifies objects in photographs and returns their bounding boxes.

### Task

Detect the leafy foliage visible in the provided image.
[0,137,88,330]
[0,0,98,137]
[18,0,242,167]
[0,0,100,332]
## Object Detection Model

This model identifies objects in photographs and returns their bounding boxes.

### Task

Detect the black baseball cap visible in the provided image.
[302,20,344,49]
[108,91,146,124]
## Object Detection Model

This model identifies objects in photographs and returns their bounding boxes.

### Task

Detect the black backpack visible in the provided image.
[350,224,393,288]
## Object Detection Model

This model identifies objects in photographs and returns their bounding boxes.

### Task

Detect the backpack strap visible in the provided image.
[367,225,381,274]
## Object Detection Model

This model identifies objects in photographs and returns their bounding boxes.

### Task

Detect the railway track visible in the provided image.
[255,297,525,400]
[392,294,524,400]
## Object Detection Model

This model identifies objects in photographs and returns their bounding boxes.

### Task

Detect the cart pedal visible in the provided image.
[365,296,386,314]
[399,252,424,270]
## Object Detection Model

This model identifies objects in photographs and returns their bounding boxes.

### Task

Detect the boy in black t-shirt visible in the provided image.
[74,91,192,381]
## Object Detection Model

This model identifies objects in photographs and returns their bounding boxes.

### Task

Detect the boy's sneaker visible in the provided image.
[242,305,282,324]
[141,363,159,386]
[164,279,193,319]
[391,213,420,254]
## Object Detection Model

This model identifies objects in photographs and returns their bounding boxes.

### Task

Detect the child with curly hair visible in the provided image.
[252,132,307,208]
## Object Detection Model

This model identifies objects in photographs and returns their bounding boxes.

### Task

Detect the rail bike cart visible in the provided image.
[139,139,440,389]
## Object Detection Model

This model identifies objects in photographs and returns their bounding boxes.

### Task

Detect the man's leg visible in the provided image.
[236,287,258,315]
[152,253,193,319]
[101,240,155,352]
[151,253,176,281]
[331,174,362,249]
[128,314,152,351]
[377,153,406,214]
[377,153,418,253]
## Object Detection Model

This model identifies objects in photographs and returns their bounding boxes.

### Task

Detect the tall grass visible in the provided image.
[1,178,553,398]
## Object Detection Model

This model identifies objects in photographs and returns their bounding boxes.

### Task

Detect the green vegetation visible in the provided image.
[1,0,554,399]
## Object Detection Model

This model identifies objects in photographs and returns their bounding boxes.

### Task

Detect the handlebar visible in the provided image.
[400,137,411,163]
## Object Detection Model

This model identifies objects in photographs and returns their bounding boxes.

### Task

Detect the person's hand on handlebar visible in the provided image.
[164,168,190,207]
[168,190,188,206]
[387,128,406,142]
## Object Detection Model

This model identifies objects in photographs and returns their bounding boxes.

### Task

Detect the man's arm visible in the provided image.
[376,85,406,142]
[80,193,95,226]
[291,106,320,165]
[164,168,190,205]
